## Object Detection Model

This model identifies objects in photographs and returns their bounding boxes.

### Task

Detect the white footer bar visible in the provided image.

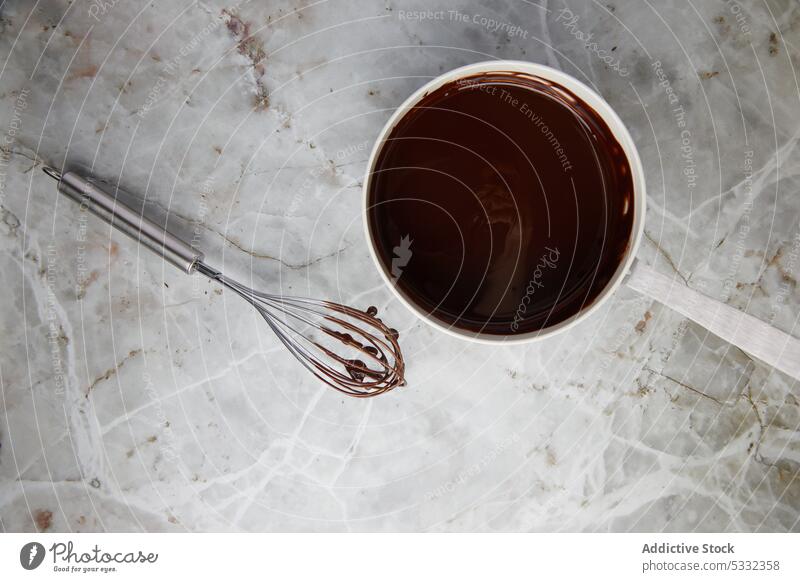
[1,533,797,581]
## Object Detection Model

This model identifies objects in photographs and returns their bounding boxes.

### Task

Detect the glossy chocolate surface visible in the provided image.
[368,72,634,334]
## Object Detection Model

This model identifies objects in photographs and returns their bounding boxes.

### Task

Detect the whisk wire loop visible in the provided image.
[195,261,404,396]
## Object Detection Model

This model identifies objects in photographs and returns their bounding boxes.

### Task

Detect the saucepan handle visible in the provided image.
[626,261,800,380]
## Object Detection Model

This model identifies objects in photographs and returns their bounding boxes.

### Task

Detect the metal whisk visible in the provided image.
[43,166,405,397]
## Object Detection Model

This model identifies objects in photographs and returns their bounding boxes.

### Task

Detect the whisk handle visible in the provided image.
[46,168,204,274]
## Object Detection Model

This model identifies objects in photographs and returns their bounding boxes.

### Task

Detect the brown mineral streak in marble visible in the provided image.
[222,9,269,110]
[68,65,98,81]
[34,509,53,531]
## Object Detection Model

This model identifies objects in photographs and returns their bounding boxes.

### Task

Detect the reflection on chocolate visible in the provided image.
[367,72,634,334]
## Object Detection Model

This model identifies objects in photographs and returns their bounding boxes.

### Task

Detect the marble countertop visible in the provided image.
[1,0,798,532]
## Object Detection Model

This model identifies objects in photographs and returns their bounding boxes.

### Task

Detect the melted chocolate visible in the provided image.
[367,72,634,334]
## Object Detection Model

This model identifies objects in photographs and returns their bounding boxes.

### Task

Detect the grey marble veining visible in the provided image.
[0,0,798,532]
